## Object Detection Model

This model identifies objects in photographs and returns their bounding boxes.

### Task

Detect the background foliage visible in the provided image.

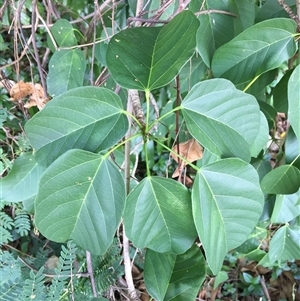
[0,0,300,300]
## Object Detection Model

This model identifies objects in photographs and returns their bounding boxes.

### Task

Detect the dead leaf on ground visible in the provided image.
[171,138,203,178]
[10,81,48,110]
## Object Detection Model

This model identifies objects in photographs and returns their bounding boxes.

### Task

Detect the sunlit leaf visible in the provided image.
[25,87,128,166]
[144,245,206,301]
[192,158,264,274]
[124,177,197,254]
[35,149,125,255]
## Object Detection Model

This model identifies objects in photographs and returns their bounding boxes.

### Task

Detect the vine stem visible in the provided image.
[86,251,98,297]
[123,91,141,301]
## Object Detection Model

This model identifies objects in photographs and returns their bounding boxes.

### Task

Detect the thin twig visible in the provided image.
[260,275,271,301]
[123,93,141,301]
[195,9,237,18]
[277,0,300,30]
[31,0,48,99]
[86,251,98,297]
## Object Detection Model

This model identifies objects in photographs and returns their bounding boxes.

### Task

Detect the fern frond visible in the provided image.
[0,211,14,229]
[0,279,23,301]
[79,238,124,295]
[0,251,25,301]
[22,267,46,301]
[0,251,22,283]
[46,240,77,301]
[0,227,13,245]
[32,248,50,270]
[14,212,31,236]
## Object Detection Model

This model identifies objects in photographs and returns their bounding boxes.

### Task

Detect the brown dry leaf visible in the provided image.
[10,81,48,110]
[10,80,34,100]
[24,83,48,110]
[171,139,203,178]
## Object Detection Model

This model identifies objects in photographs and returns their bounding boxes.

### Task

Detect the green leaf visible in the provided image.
[251,158,272,182]
[178,57,207,93]
[288,65,300,141]
[255,0,296,22]
[25,87,128,166]
[261,165,300,195]
[273,69,293,113]
[144,245,206,301]
[0,34,8,51]
[192,158,264,274]
[271,189,300,223]
[124,177,197,254]
[211,18,297,86]
[214,271,228,289]
[196,0,254,68]
[269,225,300,263]
[106,11,199,91]
[0,153,46,203]
[47,49,86,97]
[250,112,269,158]
[35,149,125,255]
[181,79,260,162]
[285,127,300,170]
[47,19,77,51]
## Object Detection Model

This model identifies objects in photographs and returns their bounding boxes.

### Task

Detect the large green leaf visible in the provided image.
[181,79,260,162]
[285,127,300,170]
[261,165,300,195]
[144,245,206,301]
[269,225,300,263]
[255,0,296,22]
[47,49,86,97]
[25,87,128,166]
[250,112,269,158]
[211,18,297,86]
[106,11,199,91]
[47,19,77,51]
[192,158,264,274]
[35,149,125,255]
[196,0,254,68]
[123,177,197,254]
[271,189,300,223]
[288,65,300,141]
[0,153,45,203]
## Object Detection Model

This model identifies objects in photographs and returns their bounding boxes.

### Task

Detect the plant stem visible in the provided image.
[86,251,98,297]
[123,91,141,301]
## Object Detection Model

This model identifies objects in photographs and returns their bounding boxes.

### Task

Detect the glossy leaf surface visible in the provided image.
[192,158,264,274]
[144,245,206,301]
[181,79,260,162]
[106,11,199,90]
[211,18,297,86]
[124,177,197,254]
[35,149,125,255]
[25,87,128,166]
